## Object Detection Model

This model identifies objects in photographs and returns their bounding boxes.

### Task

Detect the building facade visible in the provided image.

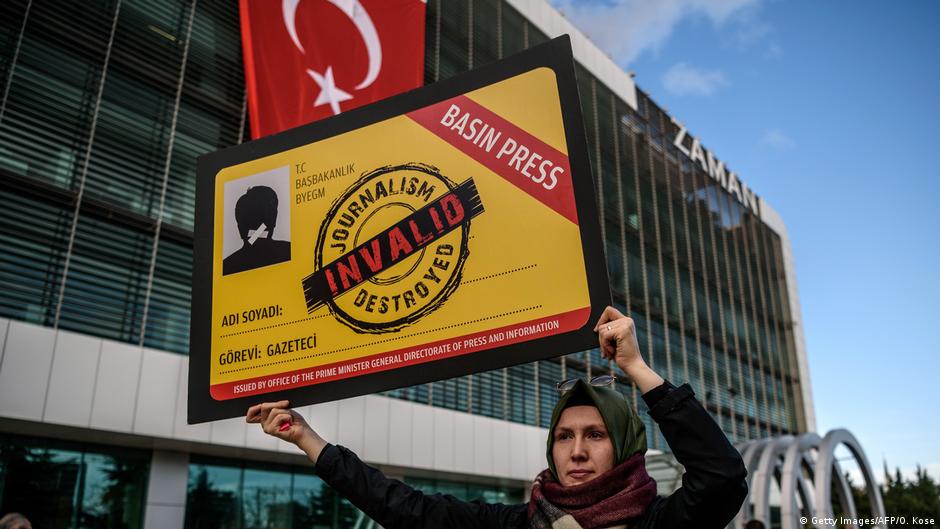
[0,0,812,527]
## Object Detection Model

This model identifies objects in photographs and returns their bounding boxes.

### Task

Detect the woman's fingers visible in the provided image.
[264,410,293,434]
[595,306,626,360]
[596,314,637,361]
[593,305,626,331]
[593,309,611,331]
[247,404,321,456]
[597,325,618,357]
[246,400,290,423]
[606,306,626,322]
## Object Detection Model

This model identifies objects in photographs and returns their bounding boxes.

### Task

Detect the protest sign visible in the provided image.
[189,36,610,423]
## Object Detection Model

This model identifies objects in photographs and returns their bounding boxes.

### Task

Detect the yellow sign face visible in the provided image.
[191,37,609,421]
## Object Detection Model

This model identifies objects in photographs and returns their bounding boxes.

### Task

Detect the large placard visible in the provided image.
[190,36,610,423]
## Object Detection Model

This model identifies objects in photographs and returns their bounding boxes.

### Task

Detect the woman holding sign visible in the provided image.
[247,306,747,529]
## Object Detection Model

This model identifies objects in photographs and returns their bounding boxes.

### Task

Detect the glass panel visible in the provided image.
[538,360,562,428]
[433,375,468,413]
[438,1,469,79]
[163,0,245,231]
[0,1,29,91]
[667,326,684,384]
[296,469,371,529]
[526,22,548,46]
[507,363,536,425]
[57,210,153,344]
[185,463,241,529]
[472,0,499,67]
[382,381,429,405]
[685,334,703,394]
[424,0,438,82]
[625,234,645,309]
[587,348,607,379]
[0,186,71,324]
[143,234,192,354]
[78,451,148,529]
[242,468,292,529]
[0,0,117,190]
[82,0,192,216]
[185,456,373,529]
[471,368,504,419]
[0,445,83,527]
[606,212,625,300]
[0,433,149,529]
[335,497,367,529]
[291,473,335,529]
[500,2,526,57]
[406,476,523,504]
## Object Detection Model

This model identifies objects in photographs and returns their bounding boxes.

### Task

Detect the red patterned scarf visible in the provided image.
[527,452,657,529]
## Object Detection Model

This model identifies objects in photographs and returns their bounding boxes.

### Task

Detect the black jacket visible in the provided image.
[314,382,747,529]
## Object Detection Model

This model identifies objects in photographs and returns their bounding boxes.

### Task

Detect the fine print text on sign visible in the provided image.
[189,36,610,423]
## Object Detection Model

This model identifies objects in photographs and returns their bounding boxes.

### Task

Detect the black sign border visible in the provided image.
[190,35,612,424]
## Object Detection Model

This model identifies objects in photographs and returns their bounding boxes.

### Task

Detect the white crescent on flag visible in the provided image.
[282,0,305,53]
[242,0,426,137]
[281,0,383,91]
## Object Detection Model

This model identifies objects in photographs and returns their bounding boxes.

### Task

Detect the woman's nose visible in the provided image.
[571,436,588,460]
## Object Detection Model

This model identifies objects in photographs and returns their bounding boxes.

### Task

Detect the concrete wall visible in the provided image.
[0,318,548,482]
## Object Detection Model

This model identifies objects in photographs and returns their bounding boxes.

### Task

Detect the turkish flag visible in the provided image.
[239,0,426,139]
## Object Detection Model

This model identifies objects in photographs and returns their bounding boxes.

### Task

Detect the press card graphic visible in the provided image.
[190,37,610,423]
[302,163,484,333]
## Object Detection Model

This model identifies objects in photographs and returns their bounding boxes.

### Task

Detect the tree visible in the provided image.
[848,464,940,528]
[184,468,238,529]
[882,465,940,526]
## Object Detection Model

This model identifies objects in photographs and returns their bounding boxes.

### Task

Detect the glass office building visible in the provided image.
[0,0,812,526]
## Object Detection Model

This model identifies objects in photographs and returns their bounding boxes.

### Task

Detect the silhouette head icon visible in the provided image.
[235,186,279,242]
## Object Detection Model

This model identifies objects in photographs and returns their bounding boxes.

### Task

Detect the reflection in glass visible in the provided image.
[406,476,524,505]
[0,433,148,529]
[185,458,369,529]
[186,463,240,529]
[291,473,333,529]
[242,468,291,529]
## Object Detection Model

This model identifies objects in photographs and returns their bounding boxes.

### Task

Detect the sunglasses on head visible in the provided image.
[555,374,617,393]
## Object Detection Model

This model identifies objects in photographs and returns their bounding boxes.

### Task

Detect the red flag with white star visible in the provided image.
[239,0,426,139]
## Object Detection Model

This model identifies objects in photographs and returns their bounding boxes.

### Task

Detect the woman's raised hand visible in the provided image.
[593,306,664,393]
[246,400,328,462]
[594,306,643,370]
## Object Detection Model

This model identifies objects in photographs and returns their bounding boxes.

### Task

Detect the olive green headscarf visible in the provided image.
[546,379,647,479]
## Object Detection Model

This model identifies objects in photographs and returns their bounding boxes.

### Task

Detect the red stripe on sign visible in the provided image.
[407,95,579,225]
[210,306,590,400]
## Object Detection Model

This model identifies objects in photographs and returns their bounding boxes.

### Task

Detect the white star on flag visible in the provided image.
[307,66,353,115]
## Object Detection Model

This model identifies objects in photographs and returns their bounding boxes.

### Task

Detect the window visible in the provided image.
[143,233,191,353]
[406,476,524,504]
[185,456,369,529]
[57,209,152,344]
[0,185,70,324]
[0,433,149,529]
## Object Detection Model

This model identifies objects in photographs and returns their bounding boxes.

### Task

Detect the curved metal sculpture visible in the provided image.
[734,429,885,529]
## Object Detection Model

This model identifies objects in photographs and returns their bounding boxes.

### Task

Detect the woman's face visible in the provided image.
[551,405,616,486]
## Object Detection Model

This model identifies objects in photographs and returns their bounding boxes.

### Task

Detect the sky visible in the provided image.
[549,0,940,482]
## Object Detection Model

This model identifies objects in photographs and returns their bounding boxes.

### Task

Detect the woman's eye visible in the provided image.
[589,431,605,439]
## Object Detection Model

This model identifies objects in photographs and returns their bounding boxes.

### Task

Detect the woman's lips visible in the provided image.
[568,469,593,478]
